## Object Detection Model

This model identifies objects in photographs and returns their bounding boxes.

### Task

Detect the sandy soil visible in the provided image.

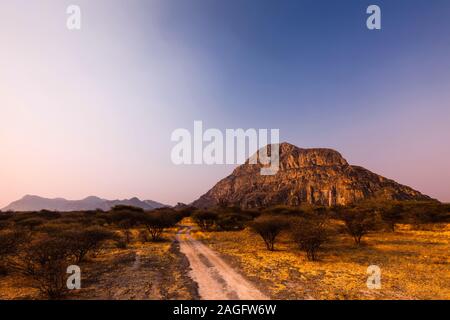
[177,225,268,300]
[75,238,198,300]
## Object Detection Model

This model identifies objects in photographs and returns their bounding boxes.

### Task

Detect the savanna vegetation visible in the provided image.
[191,200,450,299]
[1,200,448,300]
[0,206,195,300]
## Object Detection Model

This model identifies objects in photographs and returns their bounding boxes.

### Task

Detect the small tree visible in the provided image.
[0,220,11,232]
[14,237,75,299]
[291,217,331,261]
[192,211,218,230]
[0,212,13,228]
[341,209,379,245]
[0,230,30,274]
[118,220,135,244]
[143,211,177,241]
[64,227,116,263]
[379,203,405,232]
[249,215,289,251]
[216,213,251,231]
[138,229,151,243]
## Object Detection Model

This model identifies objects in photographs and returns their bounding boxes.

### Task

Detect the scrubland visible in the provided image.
[0,207,197,300]
[0,200,448,300]
[197,223,450,299]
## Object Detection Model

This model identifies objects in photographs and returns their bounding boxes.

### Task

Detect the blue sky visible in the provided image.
[1,0,449,206]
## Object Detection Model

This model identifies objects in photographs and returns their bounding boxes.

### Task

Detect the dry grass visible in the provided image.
[198,223,450,300]
[0,228,198,300]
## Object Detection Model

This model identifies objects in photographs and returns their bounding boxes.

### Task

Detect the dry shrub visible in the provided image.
[12,237,75,299]
[249,215,289,251]
[340,209,381,245]
[192,211,218,230]
[0,230,30,274]
[63,227,117,263]
[290,216,333,261]
[142,211,177,241]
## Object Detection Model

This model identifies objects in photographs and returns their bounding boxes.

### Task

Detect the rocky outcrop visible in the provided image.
[192,143,431,208]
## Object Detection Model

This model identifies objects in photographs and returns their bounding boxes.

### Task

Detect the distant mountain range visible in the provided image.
[2,195,168,212]
[193,142,431,208]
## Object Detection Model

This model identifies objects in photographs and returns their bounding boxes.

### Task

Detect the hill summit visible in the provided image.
[193,142,431,208]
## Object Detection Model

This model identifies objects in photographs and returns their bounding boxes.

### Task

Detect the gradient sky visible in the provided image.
[1,0,449,208]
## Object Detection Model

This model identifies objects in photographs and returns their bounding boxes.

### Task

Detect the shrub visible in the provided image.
[378,202,405,232]
[0,212,13,222]
[407,201,450,224]
[262,205,301,217]
[0,230,30,274]
[0,220,11,231]
[138,229,151,243]
[111,205,144,212]
[14,237,75,299]
[115,238,128,249]
[37,221,82,234]
[176,206,196,219]
[16,217,45,231]
[216,213,252,231]
[64,227,117,263]
[249,215,289,251]
[118,220,135,243]
[291,217,332,261]
[340,208,380,245]
[37,210,62,220]
[192,211,218,230]
[142,211,177,241]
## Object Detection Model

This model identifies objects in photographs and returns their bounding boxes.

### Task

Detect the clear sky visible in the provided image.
[1,0,449,208]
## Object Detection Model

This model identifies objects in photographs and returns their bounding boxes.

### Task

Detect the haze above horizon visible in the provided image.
[1,0,449,208]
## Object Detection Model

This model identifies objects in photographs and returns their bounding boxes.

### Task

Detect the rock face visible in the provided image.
[192,143,431,208]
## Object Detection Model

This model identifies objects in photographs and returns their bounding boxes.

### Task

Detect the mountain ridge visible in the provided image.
[2,195,168,212]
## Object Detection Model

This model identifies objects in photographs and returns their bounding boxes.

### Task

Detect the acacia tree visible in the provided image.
[13,237,75,299]
[64,227,116,263]
[379,202,405,232]
[249,215,289,251]
[118,220,135,244]
[192,211,218,230]
[340,208,379,245]
[108,207,145,244]
[142,211,177,241]
[0,230,30,274]
[291,217,332,261]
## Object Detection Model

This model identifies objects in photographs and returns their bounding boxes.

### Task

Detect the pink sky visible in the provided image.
[1,1,449,208]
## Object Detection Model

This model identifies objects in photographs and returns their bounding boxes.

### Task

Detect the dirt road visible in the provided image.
[177,226,269,300]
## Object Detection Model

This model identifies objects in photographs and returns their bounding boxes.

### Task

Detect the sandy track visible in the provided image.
[177,226,268,300]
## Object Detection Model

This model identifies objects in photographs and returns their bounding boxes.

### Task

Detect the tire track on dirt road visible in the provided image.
[176,226,269,300]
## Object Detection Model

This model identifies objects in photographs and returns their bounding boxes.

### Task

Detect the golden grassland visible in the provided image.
[1,216,448,300]
[195,223,450,300]
[0,228,197,300]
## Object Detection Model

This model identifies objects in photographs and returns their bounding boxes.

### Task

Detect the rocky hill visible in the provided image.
[192,143,431,208]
